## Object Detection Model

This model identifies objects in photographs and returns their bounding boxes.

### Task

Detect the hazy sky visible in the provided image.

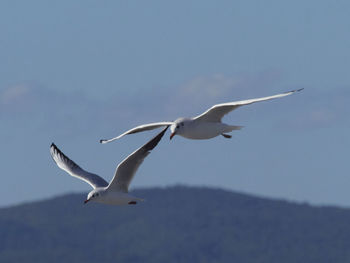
[1,0,349,207]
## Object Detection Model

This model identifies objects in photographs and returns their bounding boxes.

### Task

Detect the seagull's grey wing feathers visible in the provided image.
[50,143,108,189]
[100,122,173,144]
[194,89,303,122]
[107,127,168,192]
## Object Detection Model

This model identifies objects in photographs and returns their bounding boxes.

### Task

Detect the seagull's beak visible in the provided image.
[170,132,176,140]
[84,199,90,204]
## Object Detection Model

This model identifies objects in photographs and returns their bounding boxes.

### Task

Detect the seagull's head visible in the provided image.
[170,118,189,140]
[84,189,103,204]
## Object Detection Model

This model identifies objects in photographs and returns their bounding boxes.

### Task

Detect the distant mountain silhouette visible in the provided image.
[0,186,349,263]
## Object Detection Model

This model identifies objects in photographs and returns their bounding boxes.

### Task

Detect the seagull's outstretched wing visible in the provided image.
[50,143,108,189]
[107,127,168,192]
[100,122,173,144]
[194,89,304,122]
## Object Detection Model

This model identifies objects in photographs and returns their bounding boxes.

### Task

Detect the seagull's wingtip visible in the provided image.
[285,88,304,94]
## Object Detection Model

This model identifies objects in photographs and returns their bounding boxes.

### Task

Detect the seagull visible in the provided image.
[100,89,303,143]
[50,127,168,205]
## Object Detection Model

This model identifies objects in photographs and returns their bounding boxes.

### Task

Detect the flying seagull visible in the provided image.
[50,127,168,205]
[100,89,303,143]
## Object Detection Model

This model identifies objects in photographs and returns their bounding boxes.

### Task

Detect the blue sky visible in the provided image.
[1,0,349,207]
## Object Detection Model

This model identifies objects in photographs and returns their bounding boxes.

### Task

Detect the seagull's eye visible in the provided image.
[176,125,179,129]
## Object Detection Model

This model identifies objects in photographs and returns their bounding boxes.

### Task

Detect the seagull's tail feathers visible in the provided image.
[228,125,244,131]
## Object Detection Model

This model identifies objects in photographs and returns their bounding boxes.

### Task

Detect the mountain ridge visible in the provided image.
[1,186,349,263]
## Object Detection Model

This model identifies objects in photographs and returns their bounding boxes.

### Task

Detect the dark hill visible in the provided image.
[0,186,350,263]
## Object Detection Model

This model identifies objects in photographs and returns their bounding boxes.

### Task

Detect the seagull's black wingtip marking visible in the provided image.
[49,143,58,162]
[144,126,169,152]
[285,88,304,94]
[99,139,104,144]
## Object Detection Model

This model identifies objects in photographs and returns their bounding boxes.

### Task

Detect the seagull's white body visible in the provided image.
[176,118,241,140]
[90,190,142,206]
[100,89,303,143]
[50,127,168,205]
